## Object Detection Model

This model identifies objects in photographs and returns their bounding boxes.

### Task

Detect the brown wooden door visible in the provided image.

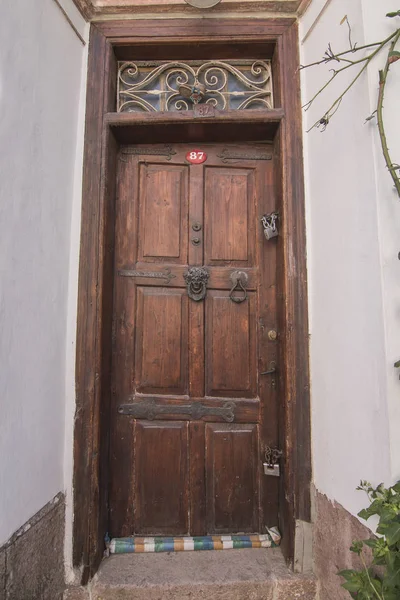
[109,142,278,537]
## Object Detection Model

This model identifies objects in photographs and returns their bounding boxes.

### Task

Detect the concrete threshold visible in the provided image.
[65,548,318,599]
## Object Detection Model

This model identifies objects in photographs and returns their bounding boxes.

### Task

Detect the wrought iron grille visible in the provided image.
[117,60,274,113]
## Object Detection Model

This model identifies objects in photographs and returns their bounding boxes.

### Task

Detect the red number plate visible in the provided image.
[186,150,207,164]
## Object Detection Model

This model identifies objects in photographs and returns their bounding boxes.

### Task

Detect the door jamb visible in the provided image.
[73,18,311,583]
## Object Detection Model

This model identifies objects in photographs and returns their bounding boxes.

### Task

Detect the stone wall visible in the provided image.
[314,491,373,600]
[0,494,65,600]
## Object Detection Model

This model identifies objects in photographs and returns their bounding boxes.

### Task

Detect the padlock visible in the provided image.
[263,224,279,240]
[263,463,280,477]
[261,212,279,240]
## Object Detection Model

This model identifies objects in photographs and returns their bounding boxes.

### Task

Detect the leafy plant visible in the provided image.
[339,480,400,600]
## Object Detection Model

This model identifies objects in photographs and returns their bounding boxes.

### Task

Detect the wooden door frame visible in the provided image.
[73,18,311,584]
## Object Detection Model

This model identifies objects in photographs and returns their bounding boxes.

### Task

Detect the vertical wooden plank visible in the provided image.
[73,24,109,582]
[256,159,280,528]
[109,153,139,536]
[95,126,118,567]
[187,162,206,533]
[278,22,312,561]
[188,163,204,398]
[189,421,206,536]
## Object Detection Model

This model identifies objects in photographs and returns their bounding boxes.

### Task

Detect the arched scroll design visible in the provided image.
[117,60,274,113]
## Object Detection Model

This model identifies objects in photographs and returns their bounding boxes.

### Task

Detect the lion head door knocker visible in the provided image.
[184,267,210,302]
[261,212,279,240]
[229,271,248,304]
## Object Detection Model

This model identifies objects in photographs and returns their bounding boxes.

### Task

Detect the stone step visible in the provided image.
[65,548,318,600]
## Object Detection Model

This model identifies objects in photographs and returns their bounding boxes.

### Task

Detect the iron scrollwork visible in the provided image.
[184,266,210,302]
[118,399,235,423]
[117,60,274,113]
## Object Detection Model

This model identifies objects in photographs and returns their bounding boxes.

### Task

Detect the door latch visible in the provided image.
[263,446,283,477]
[261,361,276,375]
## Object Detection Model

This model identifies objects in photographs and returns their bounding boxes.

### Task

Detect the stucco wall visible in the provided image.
[0,0,87,545]
[300,0,400,520]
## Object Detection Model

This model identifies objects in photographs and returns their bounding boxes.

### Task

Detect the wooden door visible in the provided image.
[109,142,279,537]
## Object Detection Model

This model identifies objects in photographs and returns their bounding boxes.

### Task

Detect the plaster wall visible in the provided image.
[300,0,400,520]
[0,0,87,545]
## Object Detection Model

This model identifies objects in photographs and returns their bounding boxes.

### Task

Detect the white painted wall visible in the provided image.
[300,0,400,519]
[0,0,87,545]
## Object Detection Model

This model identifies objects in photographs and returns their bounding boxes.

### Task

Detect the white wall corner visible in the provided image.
[63,40,89,583]
[299,0,393,520]
[52,0,89,44]
[359,0,400,484]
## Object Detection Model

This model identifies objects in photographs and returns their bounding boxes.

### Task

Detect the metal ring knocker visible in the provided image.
[229,271,248,304]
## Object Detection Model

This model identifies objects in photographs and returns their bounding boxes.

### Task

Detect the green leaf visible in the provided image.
[351,540,364,555]
[380,522,400,546]
[339,569,358,580]
[342,580,362,593]
[379,505,398,524]
[392,482,400,494]
[386,556,400,587]
[381,592,399,600]
[386,10,400,18]
[358,498,383,520]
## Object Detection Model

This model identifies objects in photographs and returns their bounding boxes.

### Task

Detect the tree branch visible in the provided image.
[376,31,400,197]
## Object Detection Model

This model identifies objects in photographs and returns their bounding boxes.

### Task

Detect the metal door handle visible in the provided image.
[261,361,276,375]
[229,271,248,303]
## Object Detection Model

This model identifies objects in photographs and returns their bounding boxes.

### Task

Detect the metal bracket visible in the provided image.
[217,148,273,163]
[118,267,175,284]
[118,399,235,422]
[120,144,176,161]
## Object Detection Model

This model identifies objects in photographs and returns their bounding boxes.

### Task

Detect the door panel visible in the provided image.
[138,163,189,263]
[204,167,255,266]
[135,421,189,534]
[206,423,259,534]
[109,142,278,537]
[135,287,188,394]
[205,291,256,397]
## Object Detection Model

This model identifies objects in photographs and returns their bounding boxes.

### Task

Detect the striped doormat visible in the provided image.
[107,528,281,554]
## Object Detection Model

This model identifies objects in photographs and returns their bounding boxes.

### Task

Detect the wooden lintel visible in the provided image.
[73,0,303,20]
[106,108,284,127]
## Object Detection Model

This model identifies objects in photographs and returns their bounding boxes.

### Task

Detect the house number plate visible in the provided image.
[186,150,207,164]
[194,104,215,118]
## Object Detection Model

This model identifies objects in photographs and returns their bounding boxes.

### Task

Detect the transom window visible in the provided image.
[117,60,274,113]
